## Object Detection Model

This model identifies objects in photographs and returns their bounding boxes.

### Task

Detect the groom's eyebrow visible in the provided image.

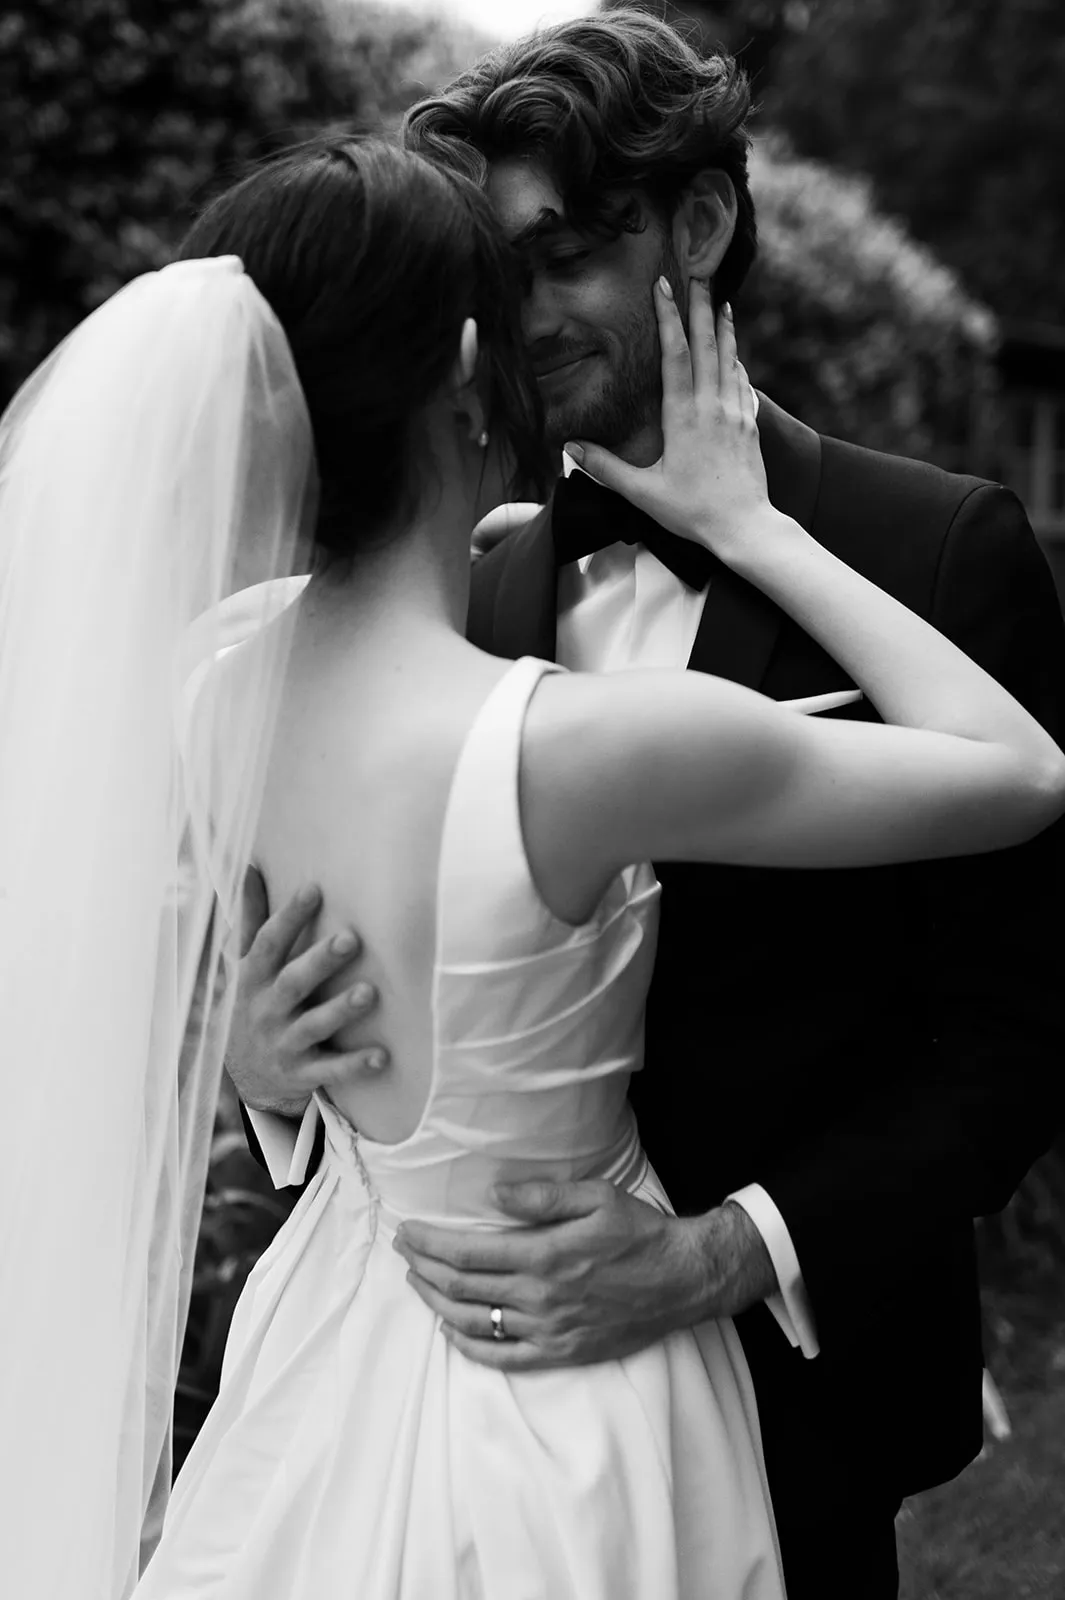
[509,208,570,253]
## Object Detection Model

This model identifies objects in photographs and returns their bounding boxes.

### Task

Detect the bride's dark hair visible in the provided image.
[176,136,553,557]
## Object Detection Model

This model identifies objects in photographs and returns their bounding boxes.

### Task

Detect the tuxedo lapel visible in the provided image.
[687,394,823,687]
[490,506,558,661]
[485,396,823,680]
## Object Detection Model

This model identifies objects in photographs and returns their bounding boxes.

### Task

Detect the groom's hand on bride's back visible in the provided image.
[226,870,387,1117]
[394,1183,777,1371]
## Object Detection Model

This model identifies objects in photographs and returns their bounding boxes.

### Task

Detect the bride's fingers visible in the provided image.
[687,275,717,395]
[655,275,693,421]
[563,443,647,509]
[737,358,757,428]
[716,301,741,412]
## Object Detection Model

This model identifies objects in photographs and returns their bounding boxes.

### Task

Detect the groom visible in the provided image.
[229,13,1065,1597]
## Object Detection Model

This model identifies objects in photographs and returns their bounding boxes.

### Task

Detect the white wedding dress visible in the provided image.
[136,655,785,1600]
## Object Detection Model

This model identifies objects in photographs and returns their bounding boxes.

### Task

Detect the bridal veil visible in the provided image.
[0,258,314,1596]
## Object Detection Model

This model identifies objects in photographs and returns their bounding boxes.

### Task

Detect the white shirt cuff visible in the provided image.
[726,1183,820,1359]
[245,1099,321,1189]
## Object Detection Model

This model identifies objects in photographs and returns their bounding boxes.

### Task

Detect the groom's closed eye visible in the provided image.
[543,252,592,281]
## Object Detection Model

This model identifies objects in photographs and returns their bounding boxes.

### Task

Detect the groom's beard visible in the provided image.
[538,244,683,453]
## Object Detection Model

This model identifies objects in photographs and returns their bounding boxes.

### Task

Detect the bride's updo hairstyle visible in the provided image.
[176,137,553,558]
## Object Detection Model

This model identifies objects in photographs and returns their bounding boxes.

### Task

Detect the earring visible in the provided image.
[477,429,490,448]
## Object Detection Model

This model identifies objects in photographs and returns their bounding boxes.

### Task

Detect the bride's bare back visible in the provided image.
[247,618,514,1145]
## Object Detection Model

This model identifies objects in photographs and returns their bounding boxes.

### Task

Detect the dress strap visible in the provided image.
[434,655,563,969]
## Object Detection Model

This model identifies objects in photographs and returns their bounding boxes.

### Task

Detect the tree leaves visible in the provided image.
[0,0,491,407]
[739,135,996,462]
[766,0,1065,325]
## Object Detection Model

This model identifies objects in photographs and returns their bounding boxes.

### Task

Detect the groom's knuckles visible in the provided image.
[288,990,377,1051]
[521,1275,556,1318]
[399,1223,470,1268]
[418,1258,474,1301]
[253,891,318,972]
[411,1277,497,1339]
[305,1045,388,1087]
[273,948,329,1010]
[288,932,366,1004]
[496,1177,567,1221]
[435,1268,468,1301]
[439,1236,496,1273]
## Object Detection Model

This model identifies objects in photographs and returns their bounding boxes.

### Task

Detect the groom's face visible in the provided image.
[486,159,679,453]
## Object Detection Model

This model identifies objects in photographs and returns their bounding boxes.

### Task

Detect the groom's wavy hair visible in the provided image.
[175,138,554,558]
[402,8,757,308]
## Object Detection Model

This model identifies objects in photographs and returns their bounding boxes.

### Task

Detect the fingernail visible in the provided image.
[333,931,357,955]
[724,301,733,319]
[563,442,584,464]
[657,275,674,300]
[348,982,372,1008]
[299,885,320,906]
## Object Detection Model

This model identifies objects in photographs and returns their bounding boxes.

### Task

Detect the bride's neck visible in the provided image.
[301,504,472,648]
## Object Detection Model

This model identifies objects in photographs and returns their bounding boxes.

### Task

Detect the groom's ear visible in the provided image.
[672,170,737,288]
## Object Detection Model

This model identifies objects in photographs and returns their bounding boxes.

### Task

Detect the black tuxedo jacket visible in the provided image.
[467,396,1065,1513]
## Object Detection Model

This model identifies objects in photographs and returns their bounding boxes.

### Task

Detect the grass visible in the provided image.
[898,1278,1065,1600]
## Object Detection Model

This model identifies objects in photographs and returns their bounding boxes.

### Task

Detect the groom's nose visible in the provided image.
[520,271,567,348]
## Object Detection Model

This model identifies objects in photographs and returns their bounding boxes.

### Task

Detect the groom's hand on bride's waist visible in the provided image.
[393,1185,778,1370]
[226,872,386,1117]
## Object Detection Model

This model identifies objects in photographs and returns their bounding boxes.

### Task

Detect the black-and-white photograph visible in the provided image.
[1,2,1063,1596]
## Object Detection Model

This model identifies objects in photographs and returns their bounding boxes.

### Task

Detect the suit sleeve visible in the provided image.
[466,537,507,650]
[758,485,1065,1341]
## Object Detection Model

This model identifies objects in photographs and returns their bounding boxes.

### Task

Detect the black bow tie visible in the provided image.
[551,469,720,591]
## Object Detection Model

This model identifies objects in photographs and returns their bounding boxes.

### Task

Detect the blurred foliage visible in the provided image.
[738,135,997,464]
[763,0,1065,328]
[899,1160,1065,1597]
[0,0,491,407]
[897,1380,1065,1597]
[980,1136,1065,1290]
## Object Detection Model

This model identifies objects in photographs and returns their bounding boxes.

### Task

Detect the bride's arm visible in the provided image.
[520,287,1065,916]
[523,649,1065,919]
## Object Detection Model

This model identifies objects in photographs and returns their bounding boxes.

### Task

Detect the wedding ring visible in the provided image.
[489,1304,507,1341]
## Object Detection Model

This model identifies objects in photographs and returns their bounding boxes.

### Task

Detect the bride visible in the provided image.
[0,136,1062,1600]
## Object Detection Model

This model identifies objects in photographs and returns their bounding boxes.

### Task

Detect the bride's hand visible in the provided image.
[563,280,774,561]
